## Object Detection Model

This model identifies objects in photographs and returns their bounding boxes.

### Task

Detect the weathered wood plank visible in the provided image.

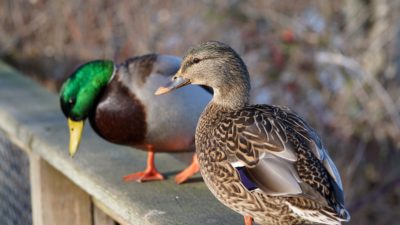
[93,202,116,225]
[30,154,44,225]
[93,198,131,225]
[30,153,92,225]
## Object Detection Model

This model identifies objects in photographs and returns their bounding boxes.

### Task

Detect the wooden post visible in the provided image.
[93,204,116,225]
[92,198,130,225]
[30,153,92,225]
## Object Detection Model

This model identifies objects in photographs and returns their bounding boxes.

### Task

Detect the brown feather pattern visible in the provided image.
[196,103,348,225]
[171,41,349,224]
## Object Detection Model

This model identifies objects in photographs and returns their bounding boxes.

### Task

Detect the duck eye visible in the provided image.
[193,58,200,64]
[69,98,76,105]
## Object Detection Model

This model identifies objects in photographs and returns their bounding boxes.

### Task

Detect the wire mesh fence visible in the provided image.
[0,132,32,225]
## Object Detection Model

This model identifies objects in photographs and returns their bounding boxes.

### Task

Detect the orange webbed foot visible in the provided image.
[175,154,200,184]
[123,169,164,182]
[123,147,164,182]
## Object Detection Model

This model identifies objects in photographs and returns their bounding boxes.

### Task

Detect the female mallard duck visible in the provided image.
[60,54,210,183]
[156,41,350,225]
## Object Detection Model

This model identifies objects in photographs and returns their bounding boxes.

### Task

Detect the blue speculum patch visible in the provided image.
[236,166,258,191]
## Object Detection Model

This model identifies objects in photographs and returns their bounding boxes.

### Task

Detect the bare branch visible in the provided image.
[315,51,400,131]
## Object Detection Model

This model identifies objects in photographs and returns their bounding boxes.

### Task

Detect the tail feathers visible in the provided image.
[315,206,350,224]
[287,202,350,225]
[337,207,351,222]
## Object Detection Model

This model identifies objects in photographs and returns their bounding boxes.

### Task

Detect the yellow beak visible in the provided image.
[68,118,84,157]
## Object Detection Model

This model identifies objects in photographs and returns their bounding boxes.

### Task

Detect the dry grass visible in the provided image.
[1,0,400,224]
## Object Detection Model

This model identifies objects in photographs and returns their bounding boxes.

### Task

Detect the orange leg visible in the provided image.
[123,146,164,182]
[244,215,253,225]
[175,154,200,184]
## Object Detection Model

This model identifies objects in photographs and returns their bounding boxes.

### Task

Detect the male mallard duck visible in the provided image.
[156,42,350,225]
[60,54,210,183]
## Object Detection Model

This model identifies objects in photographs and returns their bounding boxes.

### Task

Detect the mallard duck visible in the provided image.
[155,41,350,225]
[60,54,211,183]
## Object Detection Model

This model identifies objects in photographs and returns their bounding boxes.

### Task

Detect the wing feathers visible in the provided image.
[217,104,347,219]
[247,155,302,196]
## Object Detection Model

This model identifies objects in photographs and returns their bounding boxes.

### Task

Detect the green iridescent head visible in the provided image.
[60,60,114,121]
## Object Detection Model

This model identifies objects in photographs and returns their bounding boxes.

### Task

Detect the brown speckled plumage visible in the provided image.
[169,41,350,225]
[197,103,347,225]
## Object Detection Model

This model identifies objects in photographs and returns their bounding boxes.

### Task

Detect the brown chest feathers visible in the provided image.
[89,78,147,146]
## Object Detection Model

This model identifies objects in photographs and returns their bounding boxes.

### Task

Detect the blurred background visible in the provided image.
[1,0,399,224]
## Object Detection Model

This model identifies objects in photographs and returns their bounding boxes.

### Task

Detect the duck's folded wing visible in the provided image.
[220,105,345,208]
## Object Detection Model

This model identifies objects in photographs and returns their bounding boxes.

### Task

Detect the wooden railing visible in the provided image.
[0,62,240,225]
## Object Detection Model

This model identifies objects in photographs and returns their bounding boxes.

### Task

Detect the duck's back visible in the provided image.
[90,54,211,152]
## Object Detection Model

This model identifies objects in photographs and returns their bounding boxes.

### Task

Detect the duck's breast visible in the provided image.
[89,75,147,147]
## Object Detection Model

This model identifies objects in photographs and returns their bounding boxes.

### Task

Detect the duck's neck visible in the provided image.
[211,75,250,111]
